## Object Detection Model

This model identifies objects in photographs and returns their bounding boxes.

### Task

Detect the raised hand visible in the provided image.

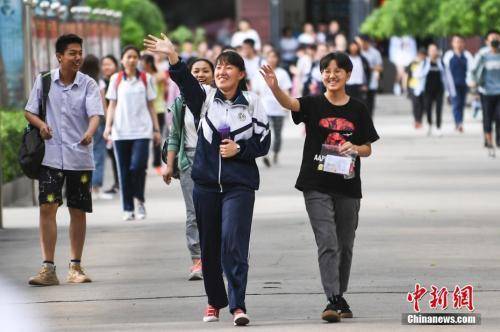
[143,33,175,56]
[259,64,279,91]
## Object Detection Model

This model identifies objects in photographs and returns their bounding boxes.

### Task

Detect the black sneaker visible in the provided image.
[263,157,271,168]
[321,297,341,323]
[104,186,118,194]
[339,296,353,318]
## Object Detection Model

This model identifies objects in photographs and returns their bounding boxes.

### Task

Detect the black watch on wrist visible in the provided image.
[153,128,160,133]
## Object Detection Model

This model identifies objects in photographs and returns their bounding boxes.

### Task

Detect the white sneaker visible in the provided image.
[98,192,114,200]
[435,128,443,137]
[123,212,135,221]
[136,203,146,220]
[233,309,250,326]
[427,126,433,137]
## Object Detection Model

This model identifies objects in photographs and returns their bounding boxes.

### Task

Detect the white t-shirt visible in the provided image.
[183,106,198,149]
[297,55,313,84]
[361,46,383,90]
[347,56,365,85]
[106,72,157,140]
[231,29,262,51]
[298,33,315,45]
[244,56,263,82]
[252,67,292,117]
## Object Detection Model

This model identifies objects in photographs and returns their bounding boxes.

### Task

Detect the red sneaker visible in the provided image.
[233,308,250,326]
[203,305,220,322]
[189,259,203,281]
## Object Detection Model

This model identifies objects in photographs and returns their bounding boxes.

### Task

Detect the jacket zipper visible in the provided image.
[218,108,229,193]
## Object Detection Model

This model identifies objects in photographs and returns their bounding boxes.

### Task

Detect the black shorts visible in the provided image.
[38,166,93,213]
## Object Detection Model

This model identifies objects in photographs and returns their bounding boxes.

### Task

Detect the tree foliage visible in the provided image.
[86,0,166,48]
[361,0,500,38]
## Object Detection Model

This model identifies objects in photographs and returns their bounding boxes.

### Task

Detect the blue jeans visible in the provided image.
[193,185,255,313]
[92,122,106,187]
[452,85,468,126]
[113,139,150,212]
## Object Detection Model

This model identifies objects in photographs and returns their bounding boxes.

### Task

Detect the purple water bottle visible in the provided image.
[218,123,231,140]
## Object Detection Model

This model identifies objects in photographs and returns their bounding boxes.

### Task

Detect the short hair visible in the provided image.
[267,49,281,61]
[485,29,500,39]
[187,57,215,74]
[80,54,100,82]
[121,45,140,59]
[55,34,82,54]
[417,47,427,55]
[320,52,353,73]
[357,33,371,42]
[452,34,465,40]
[141,54,157,73]
[102,54,118,68]
[242,38,256,49]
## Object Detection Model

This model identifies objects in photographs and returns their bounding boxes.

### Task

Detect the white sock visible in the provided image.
[43,262,55,270]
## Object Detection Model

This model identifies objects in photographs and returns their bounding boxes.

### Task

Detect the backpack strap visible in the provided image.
[115,70,148,99]
[40,71,51,122]
[139,71,148,88]
[115,71,124,92]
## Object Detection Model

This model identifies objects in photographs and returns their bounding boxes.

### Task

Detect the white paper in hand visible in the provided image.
[323,154,352,175]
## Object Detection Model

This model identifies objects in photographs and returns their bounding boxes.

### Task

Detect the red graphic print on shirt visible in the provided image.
[318,117,355,146]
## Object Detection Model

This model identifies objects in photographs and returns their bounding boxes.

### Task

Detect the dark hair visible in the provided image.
[55,34,82,54]
[417,47,427,55]
[102,54,118,68]
[267,49,281,62]
[141,54,157,73]
[347,40,361,55]
[242,38,256,49]
[357,33,371,42]
[485,29,500,39]
[80,54,100,82]
[428,42,439,49]
[282,26,292,35]
[451,34,465,40]
[188,57,215,74]
[121,45,140,59]
[319,52,353,73]
[215,51,247,91]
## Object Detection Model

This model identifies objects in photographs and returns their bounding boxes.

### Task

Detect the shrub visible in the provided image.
[1,110,27,183]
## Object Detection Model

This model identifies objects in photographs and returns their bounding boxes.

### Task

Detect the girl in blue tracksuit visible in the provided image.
[145,34,270,326]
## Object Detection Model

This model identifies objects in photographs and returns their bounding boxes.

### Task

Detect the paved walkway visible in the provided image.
[1,95,499,331]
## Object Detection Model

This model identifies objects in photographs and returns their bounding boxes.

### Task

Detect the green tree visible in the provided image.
[170,25,193,44]
[428,0,481,37]
[361,0,500,38]
[361,0,438,38]
[86,0,166,48]
[479,0,500,35]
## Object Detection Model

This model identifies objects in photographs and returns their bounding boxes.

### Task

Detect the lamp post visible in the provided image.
[49,1,60,36]
[39,0,51,70]
[22,0,38,99]
[57,5,68,35]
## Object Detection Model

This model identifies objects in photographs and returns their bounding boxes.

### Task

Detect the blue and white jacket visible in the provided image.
[169,60,271,192]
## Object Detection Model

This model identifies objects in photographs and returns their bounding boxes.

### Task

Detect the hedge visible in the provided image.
[0,110,27,183]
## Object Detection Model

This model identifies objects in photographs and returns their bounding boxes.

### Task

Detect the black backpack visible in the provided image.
[18,71,51,179]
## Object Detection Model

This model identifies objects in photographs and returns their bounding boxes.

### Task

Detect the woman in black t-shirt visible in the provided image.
[260,52,379,323]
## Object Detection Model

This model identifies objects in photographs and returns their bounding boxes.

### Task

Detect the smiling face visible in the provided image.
[215,60,245,91]
[266,51,279,68]
[121,49,139,71]
[321,59,350,92]
[191,60,214,85]
[57,43,83,73]
[101,57,117,78]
